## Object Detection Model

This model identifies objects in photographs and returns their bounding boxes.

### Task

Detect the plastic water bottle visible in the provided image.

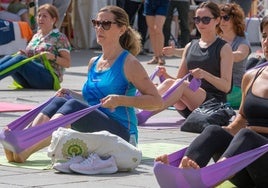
[129,134,137,147]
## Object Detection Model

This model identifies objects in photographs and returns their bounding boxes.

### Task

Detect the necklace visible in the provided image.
[98,49,122,71]
[97,60,112,71]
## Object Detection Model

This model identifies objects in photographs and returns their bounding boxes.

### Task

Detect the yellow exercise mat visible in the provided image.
[0,143,183,170]
[0,143,235,187]
[0,152,51,170]
[139,142,186,160]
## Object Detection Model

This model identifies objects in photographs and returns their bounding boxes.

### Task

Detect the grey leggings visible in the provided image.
[41,97,130,142]
[185,125,268,188]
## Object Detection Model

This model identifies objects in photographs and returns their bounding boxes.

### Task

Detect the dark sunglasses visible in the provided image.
[221,15,231,21]
[91,19,117,30]
[193,16,215,25]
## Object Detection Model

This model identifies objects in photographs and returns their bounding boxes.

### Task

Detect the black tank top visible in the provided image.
[186,37,227,102]
[244,68,268,127]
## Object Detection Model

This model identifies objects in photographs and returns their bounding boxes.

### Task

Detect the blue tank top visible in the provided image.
[82,50,138,136]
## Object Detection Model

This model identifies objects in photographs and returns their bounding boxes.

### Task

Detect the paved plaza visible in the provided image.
[0,45,261,187]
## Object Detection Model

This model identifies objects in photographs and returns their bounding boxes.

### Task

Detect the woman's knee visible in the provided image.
[58,99,88,114]
[203,125,225,137]
[235,128,256,141]
[41,97,68,117]
[162,78,175,87]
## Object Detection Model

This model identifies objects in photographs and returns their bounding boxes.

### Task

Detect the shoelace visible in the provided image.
[80,153,97,165]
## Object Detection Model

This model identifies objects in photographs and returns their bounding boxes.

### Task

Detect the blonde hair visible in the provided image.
[99,5,142,56]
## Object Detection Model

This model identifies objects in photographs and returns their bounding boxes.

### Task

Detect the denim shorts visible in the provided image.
[143,0,169,16]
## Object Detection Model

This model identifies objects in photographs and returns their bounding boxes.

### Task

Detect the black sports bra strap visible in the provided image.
[249,67,266,89]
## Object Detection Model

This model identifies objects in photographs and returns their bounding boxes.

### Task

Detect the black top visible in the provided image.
[186,37,227,102]
[244,67,268,127]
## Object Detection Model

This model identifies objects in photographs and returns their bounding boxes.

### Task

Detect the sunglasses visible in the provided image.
[193,16,215,25]
[91,19,117,30]
[221,15,231,21]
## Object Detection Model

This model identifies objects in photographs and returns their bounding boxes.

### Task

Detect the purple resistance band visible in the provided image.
[0,97,101,153]
[137,73,201,125]
[136,67,160,96]
[154,144,268,188]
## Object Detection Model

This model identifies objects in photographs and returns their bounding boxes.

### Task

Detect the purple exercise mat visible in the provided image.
[138,117,184,130]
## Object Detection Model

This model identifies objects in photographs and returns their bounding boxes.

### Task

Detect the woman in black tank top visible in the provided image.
[137,1,233,123]
[156,15,268,187]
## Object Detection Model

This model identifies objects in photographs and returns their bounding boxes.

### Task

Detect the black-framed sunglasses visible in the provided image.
[193,16,215,25]
[91,19,117,30]
[221,15,231,21]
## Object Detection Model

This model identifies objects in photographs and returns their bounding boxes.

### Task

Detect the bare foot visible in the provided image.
[155,154,169,165]
[2,127,15,162]
[11,148,32,163]
[179,156,200,169]
[4,149,15,162]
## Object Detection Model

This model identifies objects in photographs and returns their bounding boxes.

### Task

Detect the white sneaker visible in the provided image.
[69,153,118,175]
[53,155,84,173]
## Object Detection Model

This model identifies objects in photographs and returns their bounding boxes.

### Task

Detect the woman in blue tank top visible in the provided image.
[5,5,163,163]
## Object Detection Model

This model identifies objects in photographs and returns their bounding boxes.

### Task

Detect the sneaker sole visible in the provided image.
[53,166,73,174]
[70,164,118,175]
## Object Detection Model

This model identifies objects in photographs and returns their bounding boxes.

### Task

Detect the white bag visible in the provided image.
[47,127,142,171]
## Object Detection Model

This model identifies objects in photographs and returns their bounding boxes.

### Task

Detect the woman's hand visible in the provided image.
[100,95,120,111]
[162,45,176,57]
[55,88,70,97]
[18,50,27,56]
[41,52,56,61]
[189,68,205,79]
[157,66,167,77]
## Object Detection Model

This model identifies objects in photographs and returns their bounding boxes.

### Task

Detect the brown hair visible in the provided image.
[217,3,246,37]
[195,1,221,30]
[99,5,141,56]
[260,15,268,33]
[38,3,59,28]
[196,1,221,19]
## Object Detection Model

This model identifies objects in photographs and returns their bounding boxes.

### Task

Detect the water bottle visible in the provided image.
[129,134,137,147]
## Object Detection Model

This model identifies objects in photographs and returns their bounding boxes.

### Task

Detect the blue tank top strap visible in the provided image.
[116,50,129,66]
[92,50,129,71]
[91,54,102,70]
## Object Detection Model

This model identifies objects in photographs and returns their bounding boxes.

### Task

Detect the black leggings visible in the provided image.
[41,97,130,142]
[185,125,268,188]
